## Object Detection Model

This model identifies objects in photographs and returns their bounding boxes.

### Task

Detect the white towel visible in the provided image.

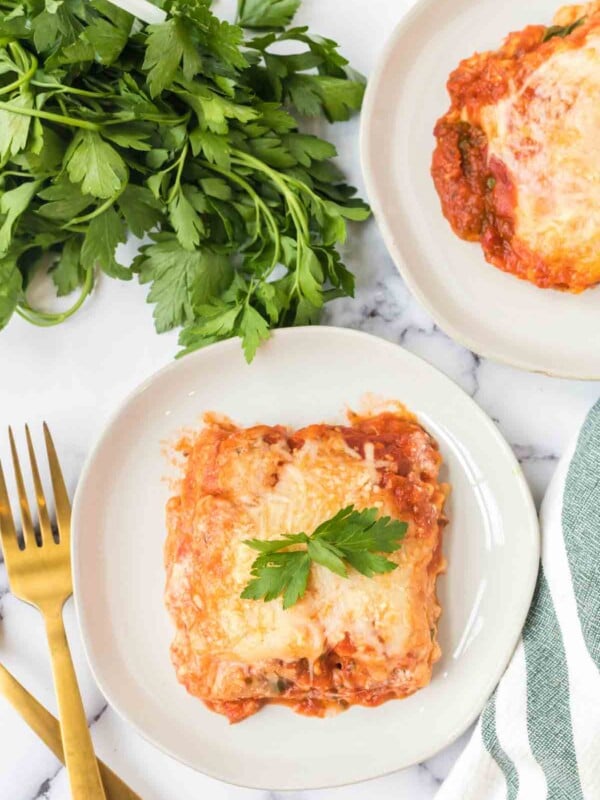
[436,400,600,800]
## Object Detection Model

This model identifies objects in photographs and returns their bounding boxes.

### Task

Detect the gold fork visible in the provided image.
[0,424,106,800]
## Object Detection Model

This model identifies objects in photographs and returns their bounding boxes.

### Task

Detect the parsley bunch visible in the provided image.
[241,506,407,609]
[0,0,368,359]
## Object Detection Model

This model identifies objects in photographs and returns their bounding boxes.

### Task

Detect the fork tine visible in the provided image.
[43,423,71,543]
[8,427,36,548]
[25,425,53,544]
[0,460,19,559]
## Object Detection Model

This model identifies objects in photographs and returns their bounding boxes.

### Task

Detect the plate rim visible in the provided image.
[71,325,540,790]
[359,0,600,381]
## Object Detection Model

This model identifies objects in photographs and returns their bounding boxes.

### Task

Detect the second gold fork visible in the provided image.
[0,424,106,800]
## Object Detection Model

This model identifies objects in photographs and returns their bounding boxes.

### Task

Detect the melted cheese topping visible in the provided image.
[432,2,600,290]
[479,35,600,266]
[204,447,391,664]
[164,403,448,722]
[241,444,412,662]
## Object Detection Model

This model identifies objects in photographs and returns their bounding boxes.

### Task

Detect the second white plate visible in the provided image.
[361,0,600,379]
[72,327,538,789]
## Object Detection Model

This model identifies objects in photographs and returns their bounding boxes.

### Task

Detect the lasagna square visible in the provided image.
[164,402,448,722]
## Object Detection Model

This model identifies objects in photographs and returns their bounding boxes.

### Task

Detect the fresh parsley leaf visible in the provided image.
[144,18,202,96]
[37,179,93,222]
[255,281,279,322]
[81,207,129,279]
[92,0,133,32]
[199,177,232,201]
[32,10,62,53]
[65,132,127,199]
[169,187,206,250]
[172,1,248,70]
[244,531,308,553]
[344,551,398,578]
[241,506,407,608]
[306,537,347,577]
[0,253,21,329]
[288,74,365,121]
[239,303,270,361]
[284,133,336,166]
[241,550,311,609]
[0,180,42,255]
[57,38,95,65]
[542,16,585,41]
[0,92,33,162]
[249,136,296,168]
[253,103,297,134]
[23,125,65,174]
[80,3,133,65]
[237,0,301,30]
[189,129,231,170]
[280,551,312,608]
[50,237,84,296]
[136,235,233,332]
[184,302,242,339]
[183,84,259,133]
[117,185,163,238]
[101,123,153,151]
[297,244,323,307]
[324,199,370,222]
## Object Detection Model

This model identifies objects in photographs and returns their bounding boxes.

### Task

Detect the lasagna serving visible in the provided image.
[164,402,448,722]
[432,2,600,291]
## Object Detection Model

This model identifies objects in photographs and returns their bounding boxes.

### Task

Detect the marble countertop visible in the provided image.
[1,0,599,798]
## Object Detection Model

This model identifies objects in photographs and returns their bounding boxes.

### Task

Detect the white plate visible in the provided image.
[361,0,600,379]
[72,327,538,790]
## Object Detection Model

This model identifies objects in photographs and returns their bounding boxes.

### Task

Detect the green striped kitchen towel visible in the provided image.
[436,400,600,800]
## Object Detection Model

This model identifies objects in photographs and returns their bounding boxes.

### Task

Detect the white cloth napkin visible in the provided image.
[436,400,600,800]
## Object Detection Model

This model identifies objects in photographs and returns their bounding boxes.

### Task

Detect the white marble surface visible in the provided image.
[0,0,599,798]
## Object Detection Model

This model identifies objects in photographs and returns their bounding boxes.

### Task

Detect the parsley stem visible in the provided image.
[284,174,328,209]
[30,82,109,99]
[101,111,191,126]
[291,237,308,300]
[0,102,101,131]
[0,53,37,97]
[231,149,311,290]
[232,151,310,295]
[232,151,309,238]
[167,142,189,203]
[65,184,127,227]
[16,266,94,327]
[244,278,258,310]
[56,95,69,117]
[8,41,28,73]
[201,159,281,269]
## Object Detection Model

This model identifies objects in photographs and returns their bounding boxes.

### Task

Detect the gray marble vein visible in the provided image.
[32,767,63,800]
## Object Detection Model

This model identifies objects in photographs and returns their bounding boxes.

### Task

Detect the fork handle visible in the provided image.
[43,606,107,800]
[0,663,142,800]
